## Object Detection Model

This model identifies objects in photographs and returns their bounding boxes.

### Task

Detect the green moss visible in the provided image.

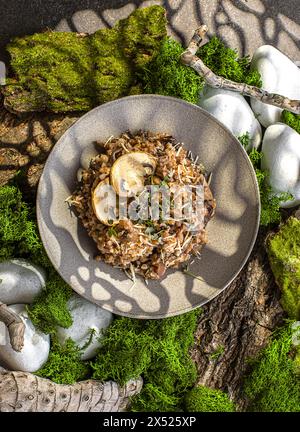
[141,38,203,103]
[27,274,73,334]
[282,111,300,135]
[237,138,292,226]
[197,36,262,87]
[237,132,251,148]
[90,310,200,412]
[141,35,261,104]
[0,184,73,332]
[295,350,300,375]
[184,386,235,412]
[244,323,300,412]
[3,6,167,112]
[267,217,300,319]
[0,185,49,267]
[118,4,167,70]
[37,337,90,384]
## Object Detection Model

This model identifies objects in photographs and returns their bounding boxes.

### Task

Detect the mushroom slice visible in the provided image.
[110,152,157,197]
[92,178,118,226]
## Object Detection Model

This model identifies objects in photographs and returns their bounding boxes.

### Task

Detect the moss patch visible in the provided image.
[90,311,200,412]
[267,217,300,319]
[197,36,262,87]
[141,35,262,104]
[184,386,235,412]
[0,184,73,332]
[37,337,90,384]
[0,185,49,267]
[244,323,300,412]
[282,111,300,135]
[3,6,167,113]
[141,37,203,103]
[27,274,73,334]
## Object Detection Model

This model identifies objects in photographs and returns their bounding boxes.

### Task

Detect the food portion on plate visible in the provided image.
[70,131,216,280]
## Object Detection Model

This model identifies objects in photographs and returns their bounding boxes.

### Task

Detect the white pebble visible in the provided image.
[198,86,262,149]
[262,123,300,208]
[56,294,113,360]
[250,45,300,127]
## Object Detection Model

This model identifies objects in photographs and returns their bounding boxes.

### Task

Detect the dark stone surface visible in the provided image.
[0,0,299,64]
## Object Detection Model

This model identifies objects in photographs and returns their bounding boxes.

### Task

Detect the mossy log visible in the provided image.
[190,229,284,410]
[1,5,167,114]
[0,371,142,412]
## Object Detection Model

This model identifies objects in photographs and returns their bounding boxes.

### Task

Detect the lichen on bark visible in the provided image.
[267,217,300,320]
[2,5,167,113]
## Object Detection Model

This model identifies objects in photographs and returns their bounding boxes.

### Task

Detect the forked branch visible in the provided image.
[181,26,300,115]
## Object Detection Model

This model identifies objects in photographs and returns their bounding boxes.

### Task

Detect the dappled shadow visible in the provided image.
[36,95,259,318]
[0,107,79,194]
[0,1,296,317]
[0,0,299,64]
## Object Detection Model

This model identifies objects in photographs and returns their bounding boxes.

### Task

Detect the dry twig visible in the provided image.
[181,25,300,114]
[0,302,25,352]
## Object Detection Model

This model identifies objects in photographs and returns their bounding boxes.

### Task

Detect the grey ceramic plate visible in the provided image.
[37,95,260,319]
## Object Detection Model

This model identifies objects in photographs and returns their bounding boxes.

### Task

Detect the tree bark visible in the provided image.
[181,26,300,115]
[190,229,285,410]
[0,371,143,412]
[0,302,25,352]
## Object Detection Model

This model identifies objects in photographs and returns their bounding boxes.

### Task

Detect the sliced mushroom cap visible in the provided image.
[110,152,157,197]
[92,178,118,226]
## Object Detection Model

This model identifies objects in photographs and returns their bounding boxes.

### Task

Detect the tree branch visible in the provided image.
[181,26,300,115]
[0,302,25,352]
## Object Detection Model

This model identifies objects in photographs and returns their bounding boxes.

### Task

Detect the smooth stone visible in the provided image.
[198,86,262,149]
[56,295,113,360]
[250,45,300,128]
[0,259,46,305]
[80,145,99,170]
[262,123,300,208]
[0,304,50,372]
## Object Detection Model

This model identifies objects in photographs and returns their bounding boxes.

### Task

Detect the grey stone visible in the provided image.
[56,294,113,360]
[0,304,50,372]
[0,259,46,305]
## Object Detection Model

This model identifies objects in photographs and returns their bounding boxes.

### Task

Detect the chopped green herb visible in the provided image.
[160,176,170,186]
[182,263,204,282]
[108,226,118,237]
[145,226,156,236]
